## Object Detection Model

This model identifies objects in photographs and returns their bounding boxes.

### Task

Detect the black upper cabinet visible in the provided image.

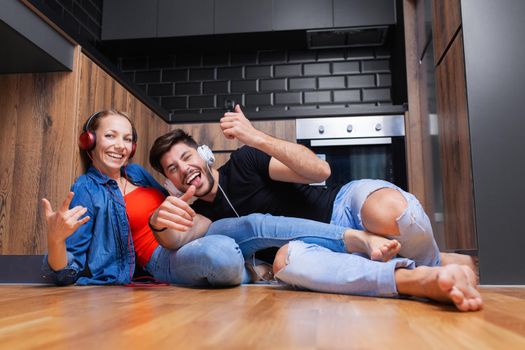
[101,0,396,40]
[158,0,214,37]
[273,0,333,31]
[102,0,157,40]
[334,0,396,28]
[215,0,272,34]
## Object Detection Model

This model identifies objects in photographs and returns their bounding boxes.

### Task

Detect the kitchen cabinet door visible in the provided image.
[334,0,396,28]
[272,0,332,31]
[434,31,476,250]
[431,0,461,64]
[158,0,214,37]
[215,0,272,34]
[102,0,157,40]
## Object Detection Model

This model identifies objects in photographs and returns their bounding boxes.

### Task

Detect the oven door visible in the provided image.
[298,136,407,189]
[296,115,407,190]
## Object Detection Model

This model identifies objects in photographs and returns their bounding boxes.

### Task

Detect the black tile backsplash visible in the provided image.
[119,47,394,117]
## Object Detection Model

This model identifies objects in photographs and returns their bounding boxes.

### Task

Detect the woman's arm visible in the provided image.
[42,192,90,271]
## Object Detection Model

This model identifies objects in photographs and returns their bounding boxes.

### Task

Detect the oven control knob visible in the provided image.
[347,125,353,133]
[375,123,383,131]
[318,125,325,134]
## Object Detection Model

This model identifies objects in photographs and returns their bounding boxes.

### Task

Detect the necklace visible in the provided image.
[120,176,128,196]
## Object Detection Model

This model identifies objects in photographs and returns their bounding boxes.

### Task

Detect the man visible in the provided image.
[147,105,482,311]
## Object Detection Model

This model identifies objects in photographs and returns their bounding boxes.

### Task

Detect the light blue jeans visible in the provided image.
[330,179,441,267]
[145,214,348,286]
[145,235,245,286]
[275,179,440,297]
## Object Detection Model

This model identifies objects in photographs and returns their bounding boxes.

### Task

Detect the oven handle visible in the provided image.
[310,137,392,147]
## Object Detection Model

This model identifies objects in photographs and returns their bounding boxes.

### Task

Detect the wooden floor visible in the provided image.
[1,285,524,349]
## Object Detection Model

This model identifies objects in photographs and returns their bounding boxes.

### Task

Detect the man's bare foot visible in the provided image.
[344,229,401,262]
[396,264,483,312]
[441,252,479,282]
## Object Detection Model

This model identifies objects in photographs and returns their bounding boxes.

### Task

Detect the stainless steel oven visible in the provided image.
[296,115,407,189]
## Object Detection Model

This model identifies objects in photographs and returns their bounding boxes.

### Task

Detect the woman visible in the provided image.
[41,110,397,286]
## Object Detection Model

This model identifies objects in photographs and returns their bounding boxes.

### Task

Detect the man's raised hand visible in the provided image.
[150,185,197,232]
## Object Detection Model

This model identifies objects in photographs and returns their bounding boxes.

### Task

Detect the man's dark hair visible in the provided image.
[149,129,198,176]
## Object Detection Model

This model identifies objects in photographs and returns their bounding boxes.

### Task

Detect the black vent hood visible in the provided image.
[307,26,389,49]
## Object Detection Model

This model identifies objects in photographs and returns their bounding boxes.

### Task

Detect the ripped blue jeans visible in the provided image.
[275,179,441,297]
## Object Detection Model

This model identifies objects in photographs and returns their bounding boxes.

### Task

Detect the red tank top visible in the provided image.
[124,187,164,267]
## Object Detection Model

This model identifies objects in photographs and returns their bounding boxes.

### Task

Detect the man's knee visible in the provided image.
[200,236,244,286]
[361,188,407,235]
[273,244,289,276]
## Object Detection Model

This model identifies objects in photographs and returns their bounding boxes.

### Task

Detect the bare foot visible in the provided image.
[441,252,479,282]
[344,229,401,262]
[396,264,483,312]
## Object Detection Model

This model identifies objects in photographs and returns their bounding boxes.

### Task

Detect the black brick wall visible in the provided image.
[29,0,103,45]
[119,47,394,119]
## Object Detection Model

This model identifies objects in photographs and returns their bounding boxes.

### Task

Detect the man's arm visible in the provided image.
[220,105,331,184]
[149,185,213,249]
[152,213,211,250]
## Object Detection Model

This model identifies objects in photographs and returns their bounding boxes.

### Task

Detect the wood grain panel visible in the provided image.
[0,75,20,254]
[169,119,296,170]
[435,32,476,249]
[432,0,462,64]
[172,119,296,151]
[402,0,429,209]
[0,50,168,255]
[0,47,81,254]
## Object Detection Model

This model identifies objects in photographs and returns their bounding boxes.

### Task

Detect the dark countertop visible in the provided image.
[170,104,407,123]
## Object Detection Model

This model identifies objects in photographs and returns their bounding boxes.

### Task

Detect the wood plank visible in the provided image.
[402,0,429,210]
[0,47,81,254]
[435,32,476,249]
[432,0,462,64]
[0,285,524,349]
[0,75,20,254]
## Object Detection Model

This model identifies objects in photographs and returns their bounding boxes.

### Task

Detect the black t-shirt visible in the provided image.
[192,146,343,223]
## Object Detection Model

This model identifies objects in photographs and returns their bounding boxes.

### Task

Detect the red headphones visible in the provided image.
[78,111,138,159]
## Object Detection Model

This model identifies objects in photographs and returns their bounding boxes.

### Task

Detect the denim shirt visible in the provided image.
[42,164,167,286]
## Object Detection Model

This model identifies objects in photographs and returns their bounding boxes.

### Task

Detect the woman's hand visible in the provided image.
[42,192,90,244]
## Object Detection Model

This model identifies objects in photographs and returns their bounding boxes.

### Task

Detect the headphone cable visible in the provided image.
[205,162,239,217]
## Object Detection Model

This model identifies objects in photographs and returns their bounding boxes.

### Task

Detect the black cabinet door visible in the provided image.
[102,0,157,40]
[273,0,332,31]
[158,0,214,37]
[215,0,272,34]
[333,0,396,28]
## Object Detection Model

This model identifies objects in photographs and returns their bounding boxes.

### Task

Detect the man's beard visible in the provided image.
[196,164,215,198]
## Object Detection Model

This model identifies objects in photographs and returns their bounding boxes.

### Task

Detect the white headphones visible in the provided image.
[163,144,239,217]
[197,145,215,166]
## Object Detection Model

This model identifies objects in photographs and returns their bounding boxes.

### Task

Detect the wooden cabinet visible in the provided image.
[0,48,169,255]
[434,32,476,249]
[158,0,214,37]
[431,0,461,63]
[102,0,158,40]
[173,119,296,168]
[273,0,332,31]
[430,1,476,250]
